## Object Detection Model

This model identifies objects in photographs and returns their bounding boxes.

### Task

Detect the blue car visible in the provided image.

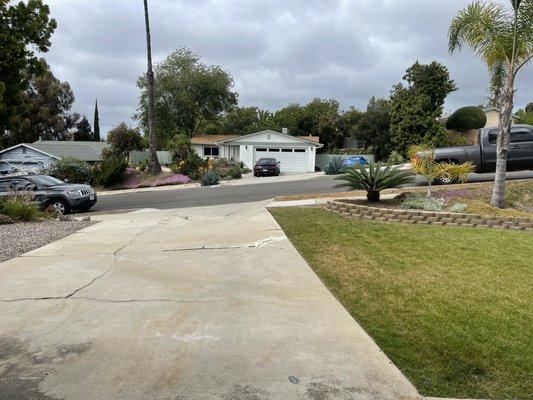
[343,156,369,168]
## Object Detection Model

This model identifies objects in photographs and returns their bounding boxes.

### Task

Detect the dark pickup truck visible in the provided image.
[434,124,533,178]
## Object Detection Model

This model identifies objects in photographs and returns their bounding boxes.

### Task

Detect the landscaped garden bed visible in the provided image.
[270,207,533,399]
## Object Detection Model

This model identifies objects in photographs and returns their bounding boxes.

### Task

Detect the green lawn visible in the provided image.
[270,207,533,399]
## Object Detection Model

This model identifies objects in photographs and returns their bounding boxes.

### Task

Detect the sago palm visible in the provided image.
[335,163,414,202]
[448,0,532,208]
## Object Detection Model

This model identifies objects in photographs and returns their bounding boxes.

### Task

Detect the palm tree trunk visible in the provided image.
[143,0,162,174]
[490,77,514,208]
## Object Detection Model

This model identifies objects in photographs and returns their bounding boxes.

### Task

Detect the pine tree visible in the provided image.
[73,115,93,141]
[93,99,100,141]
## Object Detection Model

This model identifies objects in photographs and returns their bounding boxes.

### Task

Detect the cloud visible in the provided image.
[43,0,532,136]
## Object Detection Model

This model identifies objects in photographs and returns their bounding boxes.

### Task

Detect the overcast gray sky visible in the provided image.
[44,0,532,135]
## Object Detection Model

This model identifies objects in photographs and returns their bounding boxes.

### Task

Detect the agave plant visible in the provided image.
[324,156,345,175]
[335,163,414,202]
[200,170,220,186]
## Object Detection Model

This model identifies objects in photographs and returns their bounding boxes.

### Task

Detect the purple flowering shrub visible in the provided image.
[121,167,190,189]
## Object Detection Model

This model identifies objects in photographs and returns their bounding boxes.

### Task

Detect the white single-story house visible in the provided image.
[191,130,322,173]
[0,141,108,174]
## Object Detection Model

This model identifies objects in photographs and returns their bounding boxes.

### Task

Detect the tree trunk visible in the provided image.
[367,190,380,202]
[490,76,514,208]
[143,0,162,175]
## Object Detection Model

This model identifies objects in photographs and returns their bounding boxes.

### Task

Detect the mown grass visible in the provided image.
[270,207,533,399]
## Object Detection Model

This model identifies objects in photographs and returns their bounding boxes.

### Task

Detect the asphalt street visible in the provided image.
[92,170,533,212]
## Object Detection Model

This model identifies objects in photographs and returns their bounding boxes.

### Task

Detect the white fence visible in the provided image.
[129,151,172,165]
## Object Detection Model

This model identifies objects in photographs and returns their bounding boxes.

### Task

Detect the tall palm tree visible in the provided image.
[143,0,161,174]
[449,0,532,208]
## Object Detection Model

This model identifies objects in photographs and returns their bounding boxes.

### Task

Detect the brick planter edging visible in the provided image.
[325,200,533,232]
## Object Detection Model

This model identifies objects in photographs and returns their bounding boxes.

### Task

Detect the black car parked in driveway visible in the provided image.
[0,175,97,214]
[253,158,280,177]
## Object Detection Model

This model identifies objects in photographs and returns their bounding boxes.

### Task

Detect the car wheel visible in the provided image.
[49,199,70,215]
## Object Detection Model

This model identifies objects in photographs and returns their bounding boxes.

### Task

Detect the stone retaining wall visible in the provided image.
[326,200,533,232]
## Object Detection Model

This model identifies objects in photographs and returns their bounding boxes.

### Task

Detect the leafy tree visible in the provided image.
[7,61,75,145]
[357,97,392,160]
[93,99,100,141]
[167,133,193,162]
[205,106,272,135]
[142,0,161,174]
[446,106,487,131]
[0,0,57,146]
[449,0,533,208]
[515,108,533,125]
[106,122,144,157]
[73,116,92,141]
[526,102,533,113]
[389,61,457,155]
[338,107,363,140]
[137,47,238,145]
[270,98,342,149]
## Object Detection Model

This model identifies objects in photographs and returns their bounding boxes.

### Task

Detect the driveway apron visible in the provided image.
[0,201,420,400]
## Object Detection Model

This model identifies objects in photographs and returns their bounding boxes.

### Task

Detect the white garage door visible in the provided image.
[254,147,307,172]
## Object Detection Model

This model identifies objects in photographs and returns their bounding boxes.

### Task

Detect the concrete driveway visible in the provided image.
[0,202,420,400]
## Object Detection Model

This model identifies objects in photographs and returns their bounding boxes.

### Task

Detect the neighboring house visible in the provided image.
[191,130,323,173]
[483,107,520,128]
[0,141,108,174]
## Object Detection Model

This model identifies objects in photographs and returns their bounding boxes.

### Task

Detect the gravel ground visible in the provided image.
[0,220,94,263]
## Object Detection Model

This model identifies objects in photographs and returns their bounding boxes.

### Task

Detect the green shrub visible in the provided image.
[0,194,39,221]
[450,202,468,213]
[446,106,487,132]
[226,164,243,179]
[335,162,414,202]
[174,153,206,179]
[136,159,149,172]
[95,156,127,187]
[387,151,404,165]
[401,194,445,211]
[200,170,220,186]
[46,157,93,184]
[325,156,345,175]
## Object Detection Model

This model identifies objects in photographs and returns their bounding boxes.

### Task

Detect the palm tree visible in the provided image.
[143,0,162,174]
[449,0,532,208]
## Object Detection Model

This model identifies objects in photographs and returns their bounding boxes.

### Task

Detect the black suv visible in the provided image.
[0,175,97,214]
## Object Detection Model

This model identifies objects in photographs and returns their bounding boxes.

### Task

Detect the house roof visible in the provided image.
[191,135,240,145]
[215,130,323,147]
[0,143,60,159]
[30,141,109,162]
[297,135,320,143]
[483,107,519,119]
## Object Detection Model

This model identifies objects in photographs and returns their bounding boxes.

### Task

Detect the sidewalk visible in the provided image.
[0,201,420,400]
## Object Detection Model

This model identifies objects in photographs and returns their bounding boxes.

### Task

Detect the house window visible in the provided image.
[203,146,220,157]
[256,148,267,152]
[294,149,306,153]
[281,148,293,152]
[268,148,280,152]
[22,147,27,154]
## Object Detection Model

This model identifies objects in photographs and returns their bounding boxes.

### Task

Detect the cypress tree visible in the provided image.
[93,99,101,141]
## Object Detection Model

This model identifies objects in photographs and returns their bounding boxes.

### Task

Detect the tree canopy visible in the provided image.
[73,115,93,141]
[106,122,145,157]
[6,60,75,145]
[390,61,457,155]
[0,0,57,145]
[446,106,487,131]
[137,48,238,146]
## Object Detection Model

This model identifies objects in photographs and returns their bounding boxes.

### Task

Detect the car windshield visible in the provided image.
[257,159,277,166]
[29,176,64,187]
